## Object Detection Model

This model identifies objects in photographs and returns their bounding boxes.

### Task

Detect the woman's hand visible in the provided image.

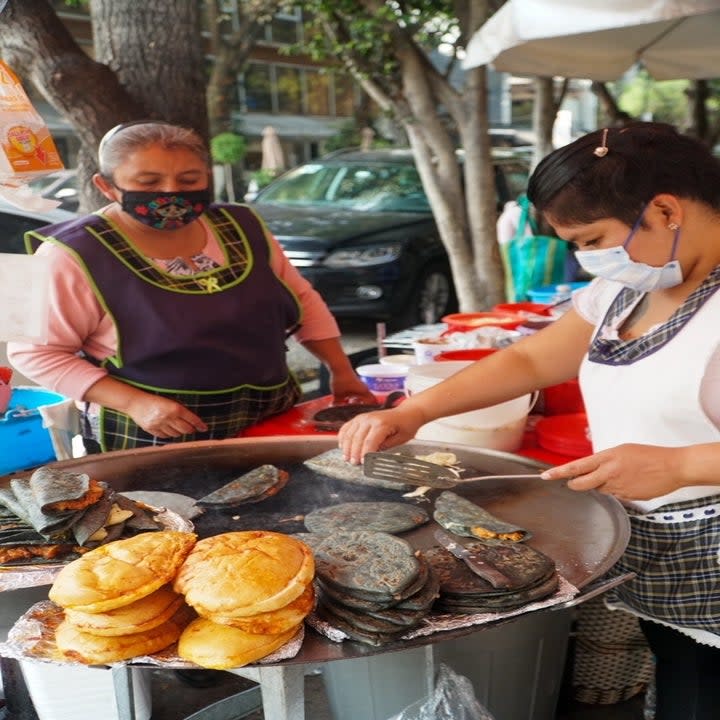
[329,372,377,406]
[124,394,208,439]
[338,404,427,464]
[540,443,682,501]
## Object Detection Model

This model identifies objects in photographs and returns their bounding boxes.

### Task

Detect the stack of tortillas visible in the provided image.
[303,530,439,646]
[48,531,197,664]
[173,530,315,669]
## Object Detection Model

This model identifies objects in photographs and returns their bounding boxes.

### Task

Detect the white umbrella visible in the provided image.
[261,126,285,172]
[464,0,720,81]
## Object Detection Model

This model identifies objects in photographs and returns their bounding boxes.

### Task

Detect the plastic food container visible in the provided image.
[441,312,525,333]
[0,386,67,475]
[356,364,407,397]
[535,413,592,458]
[412,336,455,364]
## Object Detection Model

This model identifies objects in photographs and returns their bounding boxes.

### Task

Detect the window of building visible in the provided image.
[244,63,273,113]
[276,66,303,114]
[269,11,301,45]
[334,73,356,117]
[305,69,330,116]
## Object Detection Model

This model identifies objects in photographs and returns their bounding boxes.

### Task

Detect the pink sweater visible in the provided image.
[8,215,340,401]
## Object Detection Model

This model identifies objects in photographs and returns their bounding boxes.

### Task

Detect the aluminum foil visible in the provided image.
[0,507,194,592]
[0,600,304,669]
[306,573,578,643]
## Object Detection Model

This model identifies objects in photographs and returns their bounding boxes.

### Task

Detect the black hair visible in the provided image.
[527,121,720,226]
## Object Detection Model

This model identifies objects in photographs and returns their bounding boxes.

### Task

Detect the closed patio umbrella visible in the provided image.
[464,0,720,81]
[261,126,285,172]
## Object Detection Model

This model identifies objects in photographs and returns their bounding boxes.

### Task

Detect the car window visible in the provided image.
[258,161,431,213]
[0,211,46,254]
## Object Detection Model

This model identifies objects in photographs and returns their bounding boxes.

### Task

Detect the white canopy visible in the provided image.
[464,0,720,81]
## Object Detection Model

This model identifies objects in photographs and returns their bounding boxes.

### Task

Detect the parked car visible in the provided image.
[250,148,530,326]
[0,199,76,254]
[28,169,79,212]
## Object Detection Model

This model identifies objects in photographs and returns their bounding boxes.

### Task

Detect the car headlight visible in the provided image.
[324,244,402,268]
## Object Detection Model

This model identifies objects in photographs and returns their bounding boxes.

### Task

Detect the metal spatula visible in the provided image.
[363,451,543,488]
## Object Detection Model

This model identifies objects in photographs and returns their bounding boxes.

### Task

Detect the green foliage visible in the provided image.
[289,1,458,86]
[250,168,278,189]
[210,132,247,164]
[614,70,689,126]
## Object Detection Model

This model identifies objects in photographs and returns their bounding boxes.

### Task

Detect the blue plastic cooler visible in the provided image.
[0,387,67,475]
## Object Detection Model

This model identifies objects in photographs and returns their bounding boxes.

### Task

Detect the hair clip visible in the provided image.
[593,128,609,157]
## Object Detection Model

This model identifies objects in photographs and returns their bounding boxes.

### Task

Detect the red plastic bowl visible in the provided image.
[435,348,498,362]
[493,302,553,317]
[441,312,525,332]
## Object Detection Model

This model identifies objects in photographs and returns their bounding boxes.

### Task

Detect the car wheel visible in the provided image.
[395,263,457,328]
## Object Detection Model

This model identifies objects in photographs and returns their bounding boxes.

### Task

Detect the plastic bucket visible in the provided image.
[0,386,67,475]
[405,361,534,451]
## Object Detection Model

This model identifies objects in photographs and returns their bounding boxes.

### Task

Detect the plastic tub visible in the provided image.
[356,363,407,397]
[0,386,67,475]
[405,361,534,451]
[412,336,454,364]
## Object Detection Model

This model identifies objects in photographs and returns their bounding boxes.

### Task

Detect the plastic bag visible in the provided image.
[0,59,64,209]
[499,194,567,302]
[388,663,496,720]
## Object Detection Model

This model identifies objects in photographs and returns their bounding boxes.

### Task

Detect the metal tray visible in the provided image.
[0,435,630,663]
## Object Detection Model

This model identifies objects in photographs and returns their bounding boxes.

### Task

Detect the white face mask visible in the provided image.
[574,209,683,292]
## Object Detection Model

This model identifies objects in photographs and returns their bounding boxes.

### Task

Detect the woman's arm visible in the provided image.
[300,337,376,404]
[339,308,595,461]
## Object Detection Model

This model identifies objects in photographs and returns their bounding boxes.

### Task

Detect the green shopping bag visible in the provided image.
[500,194,567,302]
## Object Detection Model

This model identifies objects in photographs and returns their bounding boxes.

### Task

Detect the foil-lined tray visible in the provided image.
[0,506,194,592]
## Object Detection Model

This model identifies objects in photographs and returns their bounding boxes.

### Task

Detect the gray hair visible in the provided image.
[97,121,210,178]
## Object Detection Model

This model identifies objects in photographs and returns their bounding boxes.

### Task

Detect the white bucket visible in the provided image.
[20,661,151,720]
[379,354,417,368]
[405,361,534,451]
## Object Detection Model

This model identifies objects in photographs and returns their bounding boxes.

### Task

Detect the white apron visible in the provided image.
[579,271,720,645]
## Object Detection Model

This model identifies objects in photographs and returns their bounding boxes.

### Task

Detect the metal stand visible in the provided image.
[109,663,306,720]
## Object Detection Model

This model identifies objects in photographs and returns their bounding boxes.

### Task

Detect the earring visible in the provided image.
[667,222,680,231]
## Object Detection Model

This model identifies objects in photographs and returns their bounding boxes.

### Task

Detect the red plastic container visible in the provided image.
[535,413,592,458]
[543,378,585,415]
[441,312,525,333]
[492,302,553,317]
[435,348,498,362]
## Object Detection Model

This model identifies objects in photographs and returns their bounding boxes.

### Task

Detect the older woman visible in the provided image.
[8,121,374,451]
[339,121,720,719]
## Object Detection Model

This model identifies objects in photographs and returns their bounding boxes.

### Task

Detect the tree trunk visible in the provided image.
[532,77,556,170]
[686,79,710,144]
[0,0,144,152]
[91,1,207,140]
[0,0,208,212]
